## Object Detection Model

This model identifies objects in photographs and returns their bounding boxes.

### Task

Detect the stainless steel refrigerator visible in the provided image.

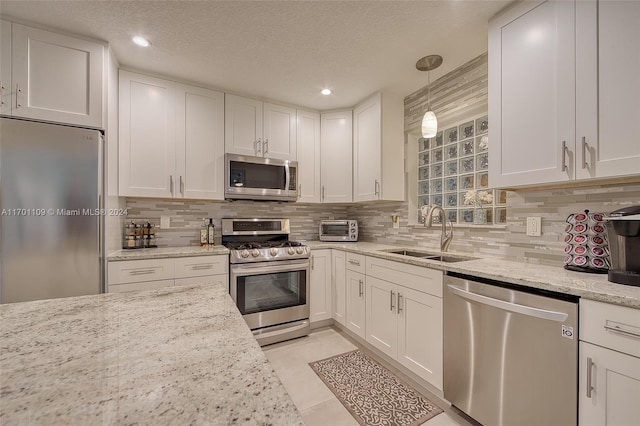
[0,117,103,303]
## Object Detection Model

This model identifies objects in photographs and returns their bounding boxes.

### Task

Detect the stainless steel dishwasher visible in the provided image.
[444,272,579,426]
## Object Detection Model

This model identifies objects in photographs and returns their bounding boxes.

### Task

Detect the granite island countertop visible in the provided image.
[0,282,303,425]
[108,245,229,261]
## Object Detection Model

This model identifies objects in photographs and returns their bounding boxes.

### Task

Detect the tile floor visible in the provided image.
[263,327,471,426]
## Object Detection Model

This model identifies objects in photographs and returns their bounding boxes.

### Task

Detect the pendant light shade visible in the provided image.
[416,54,443,139]
[421,110,438,138]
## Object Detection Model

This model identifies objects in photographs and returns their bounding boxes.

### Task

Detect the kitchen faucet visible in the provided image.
[422,205,454,252]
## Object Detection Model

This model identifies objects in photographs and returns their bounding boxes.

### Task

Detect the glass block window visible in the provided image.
[417,114,507,225]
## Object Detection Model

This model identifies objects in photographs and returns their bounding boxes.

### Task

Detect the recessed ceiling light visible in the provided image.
[321,89,332,96]
[132,36,150,47]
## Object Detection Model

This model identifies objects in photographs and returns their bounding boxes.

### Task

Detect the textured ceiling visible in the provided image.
[0,0,512,110]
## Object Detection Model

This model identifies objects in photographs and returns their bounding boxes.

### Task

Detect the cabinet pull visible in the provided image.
[348,259,360,266]
[298,184,301,200]
[322,185,326,201]
[604,322,640,340]
[190,264,213,270]
[129,269,156,276]
[397,293,403,314]
[310,255,314,270]
[390,290,395,311]
[0,81,4,106]
[263,138,268,154]
[169,175,174,195]
[15,84,21,109]
[581,137,588,169]
[561,140,568,172]
[255,138,262,155]
[179,176,184,195]
[359,279,363,297]
[586,357,594,398]
[374,180,380,197]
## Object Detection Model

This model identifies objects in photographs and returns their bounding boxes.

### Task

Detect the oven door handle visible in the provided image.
[231,259,309,276]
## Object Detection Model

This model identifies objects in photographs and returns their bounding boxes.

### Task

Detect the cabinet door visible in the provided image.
[353,92,382,202]
[331,249,347,325]
[175,275,228,288]
[397,286,443,390]
[366,276,397,359]
[489,0,575,187]
[11,23,103,128]
[321,110,353,203]
[224,94,263,157]
[576,0,640,179]
[0,20,11,116]
[175,84,225,200]
[296,109,321,203]
[263,102,296,160]
[309,250,332,323]
[346,270,366,339]
[119,71,176,198]
[579,342,640,426]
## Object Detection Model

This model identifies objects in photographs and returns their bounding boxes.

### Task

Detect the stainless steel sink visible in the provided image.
[381,248,474,263]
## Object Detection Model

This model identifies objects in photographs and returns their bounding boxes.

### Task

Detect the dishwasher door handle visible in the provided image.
[447,284,569,322]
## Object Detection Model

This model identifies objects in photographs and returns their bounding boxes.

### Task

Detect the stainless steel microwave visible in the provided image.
[225,154,298,201]
[319,220,358,242]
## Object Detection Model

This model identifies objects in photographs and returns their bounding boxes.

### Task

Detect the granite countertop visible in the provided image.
[0,282,303,425]
[108,245,229,261]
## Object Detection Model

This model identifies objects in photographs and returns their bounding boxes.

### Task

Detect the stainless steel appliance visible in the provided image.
[606,206,640,286]
[223,218,310,346]
[444,273,579,426]
[319,220,358,242]
[225,153,298,201]
[0,117,103,303]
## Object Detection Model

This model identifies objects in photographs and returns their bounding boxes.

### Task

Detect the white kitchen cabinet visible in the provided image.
[346,254,366,339]
[296,109,321,203]
[331,249,347,325]
[119,71,224,200]
[224,94,296,160]
[489,0,640,188]
[353,92,404,202]
[321,110,353,203]
[366,276,398,358]
[1,19,11,116]
[575,0,640,179]
[309,249,332,323]
[1,21,103,128]
[579,300,640,425]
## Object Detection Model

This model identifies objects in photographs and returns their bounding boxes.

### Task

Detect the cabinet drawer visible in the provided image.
[366,256,443,297]
[581,299,640,358]
[175,274,228,288]
[174,255,228,278]
[108,259,174,285]
[108,279,174,293]
[346,252,366,273]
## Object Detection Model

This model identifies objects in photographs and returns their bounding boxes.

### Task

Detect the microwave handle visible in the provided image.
[285,162,291,193]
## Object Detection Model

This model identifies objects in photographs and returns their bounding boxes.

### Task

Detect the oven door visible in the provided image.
[230,259,309,330]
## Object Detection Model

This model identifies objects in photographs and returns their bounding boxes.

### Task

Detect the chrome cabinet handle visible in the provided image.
[310,255,314,270]
[374,180,380,197]
[0,80,4,106]
[390,290,395,311]
[129,269,156,275]
[604,322,640,340]
[190,264,214,270]
[358,279,363,297]
[581,136,588,169]
[561,140,568,172]
[348,259,360,266]
[263,138,268,154]
[15,84,21,109]
[322,185,326,201]
[256,138,262,155]
[169,175,174,195]
[298,184,301,200]
[586,357,594,398]
[397,293,403,314]
[179,176,184,195]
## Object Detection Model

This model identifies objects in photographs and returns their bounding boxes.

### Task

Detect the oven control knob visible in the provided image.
[296,247,304,254]
[240,249,250,258]
[287,247,295,255]
[269,248,278,257]
[251,249,260,257]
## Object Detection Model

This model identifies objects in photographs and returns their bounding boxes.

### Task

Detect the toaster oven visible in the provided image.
[319,220,358,242]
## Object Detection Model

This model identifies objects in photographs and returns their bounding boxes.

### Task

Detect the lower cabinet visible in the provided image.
[331,250,347,325]
[310,249,332,323]
[579,299,640,425]
[346,269,366,339]
[107,255,228,293]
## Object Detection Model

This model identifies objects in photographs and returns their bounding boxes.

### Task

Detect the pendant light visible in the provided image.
[416,55,443,138]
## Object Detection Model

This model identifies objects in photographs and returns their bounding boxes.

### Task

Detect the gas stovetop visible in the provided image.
[225,240,310,263]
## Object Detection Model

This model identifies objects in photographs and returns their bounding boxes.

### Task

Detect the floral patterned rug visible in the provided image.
[309,350,443,426]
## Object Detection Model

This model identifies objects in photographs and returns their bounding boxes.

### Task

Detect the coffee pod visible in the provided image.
[572,256,588,267]
[572,234,588,245]
[573,223,588,234]
[589,246,608,257]
[563,234,573,243]
[574,213,588,223]
[589,257,608,269]
[564,255,573,265]
[564,223,574,233]
[588,212,605,225]
[588,224,606,235]
[572,245,588,256]
[589,235,607,246]
[564,244,573,254]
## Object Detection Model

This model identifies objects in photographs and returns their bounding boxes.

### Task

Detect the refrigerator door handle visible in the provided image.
[447,284,569,322]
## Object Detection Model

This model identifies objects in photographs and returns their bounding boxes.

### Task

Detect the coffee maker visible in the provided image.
[606,206,640,286]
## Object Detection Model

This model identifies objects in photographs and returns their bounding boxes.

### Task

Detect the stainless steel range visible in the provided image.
[222,218,310,346]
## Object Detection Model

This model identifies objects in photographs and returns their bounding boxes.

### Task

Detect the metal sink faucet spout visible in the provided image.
[422,205,454,252]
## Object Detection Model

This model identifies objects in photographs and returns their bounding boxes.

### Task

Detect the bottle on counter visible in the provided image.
[123,221,137,249]
[200,218,208,246]
[147,222,157,248]
[207,218,215,245]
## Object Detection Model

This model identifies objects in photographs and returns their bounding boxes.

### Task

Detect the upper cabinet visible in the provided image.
[321,110,353,203]
[353,92,405,202]
[296,109,322,203]
[119,70,224,200]
[489,0,640,188]
[1,21,103,128]
[224,94,296,160]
